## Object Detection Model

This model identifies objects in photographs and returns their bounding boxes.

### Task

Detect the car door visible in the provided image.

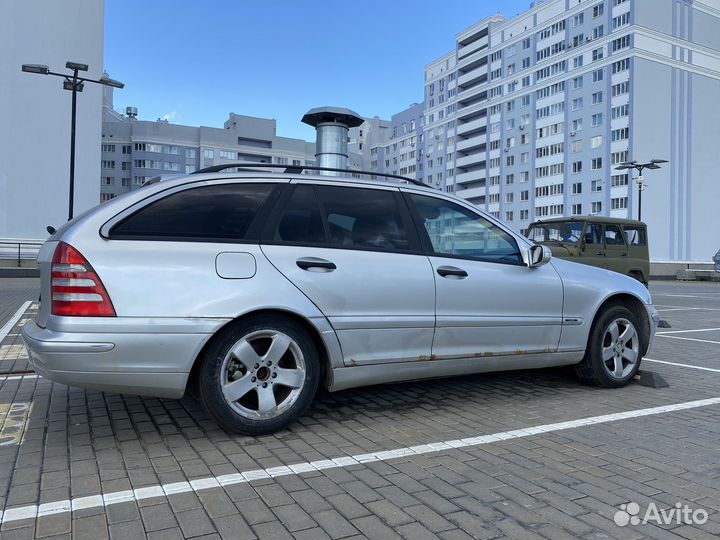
[404,191,563,360]
[603,223,630,274]
[261,181,435,366]
[579,221,606,269]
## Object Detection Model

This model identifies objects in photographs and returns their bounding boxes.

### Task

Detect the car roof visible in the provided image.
[530,216,645,226]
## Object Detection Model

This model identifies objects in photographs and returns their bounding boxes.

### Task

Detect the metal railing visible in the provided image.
[0,242,43,267]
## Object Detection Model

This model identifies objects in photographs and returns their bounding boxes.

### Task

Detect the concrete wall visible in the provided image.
[0,0,104,241]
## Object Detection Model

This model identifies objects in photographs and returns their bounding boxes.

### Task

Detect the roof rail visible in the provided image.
[191,162,428,188]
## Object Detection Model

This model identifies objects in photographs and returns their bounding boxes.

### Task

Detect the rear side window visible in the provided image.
[604,224,626,246]
[110,183,273,240]
[623,226,647,246]
[272,184,411,251]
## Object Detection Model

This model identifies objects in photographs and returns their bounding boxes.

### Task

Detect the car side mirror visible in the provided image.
[528,244,552,268]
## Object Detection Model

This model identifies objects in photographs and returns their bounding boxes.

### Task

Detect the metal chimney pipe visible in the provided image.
[301,107,364,175]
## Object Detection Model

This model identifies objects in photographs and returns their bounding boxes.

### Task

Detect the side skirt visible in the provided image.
[328,351,584,392]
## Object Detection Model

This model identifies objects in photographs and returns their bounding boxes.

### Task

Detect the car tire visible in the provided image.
[575,304,643,388]
[198,315,320,435]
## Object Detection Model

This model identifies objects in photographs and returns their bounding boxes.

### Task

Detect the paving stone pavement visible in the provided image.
[0,281,719,539]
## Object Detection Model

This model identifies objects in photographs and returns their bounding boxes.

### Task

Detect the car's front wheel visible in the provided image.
[198,315,319,435]
[575,305,643,387]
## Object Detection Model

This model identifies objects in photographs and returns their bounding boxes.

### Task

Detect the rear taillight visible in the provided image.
[51,242,116,317]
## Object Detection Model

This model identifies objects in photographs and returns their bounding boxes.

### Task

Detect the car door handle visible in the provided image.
[437,266,468,278]
[296,257,337,271]
[595,252,605,256]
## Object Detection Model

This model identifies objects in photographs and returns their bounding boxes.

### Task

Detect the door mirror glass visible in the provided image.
[528,244,551,267]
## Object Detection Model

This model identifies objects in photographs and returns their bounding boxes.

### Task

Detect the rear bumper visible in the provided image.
[21,319,218,399]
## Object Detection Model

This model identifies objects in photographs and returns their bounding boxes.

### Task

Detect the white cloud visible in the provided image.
[160,110,177,122]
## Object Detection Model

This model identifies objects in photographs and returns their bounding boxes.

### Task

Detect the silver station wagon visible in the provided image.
[23,165,659,434]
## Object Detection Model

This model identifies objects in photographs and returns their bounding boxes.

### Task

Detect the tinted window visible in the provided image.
[604,224,626,245]
[317,186,409,251]
[274,185,325,244]
[410,194,522,264]
[273,185,410,251]
[111,183,273,240]
[623,226,647,246]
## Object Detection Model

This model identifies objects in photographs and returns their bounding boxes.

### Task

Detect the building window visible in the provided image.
[185,148,196,159]
[592,3,604,18]
[101,176,113,185]
[591,113,603,127]
[122,145,131,154]
[572,76,583,90]
[121,178,130,187]
[102,144,115,152]
[571,98,583,111]
[592,179,603,192]
[522,38,531,49]
[592,91,603,104]
[592,69,604,83]
[591,135,603,149]
[572,161,583,174]
[592,201,603,213]
[572,182,583,195]
[591,157,603,170]
[102,160,115,169]
[612,35,630,52]
[611,197,628,210]
[100,193,115,202]
[612,173,629,186]
[573,13,584,27]
[592,47,604,61]
[203,149,214,159]
[572,203,582,215]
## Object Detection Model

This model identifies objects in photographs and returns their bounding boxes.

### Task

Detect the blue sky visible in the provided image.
[105,0,532,141]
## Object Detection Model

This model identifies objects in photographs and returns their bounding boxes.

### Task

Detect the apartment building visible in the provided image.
[390,0,719,262]
[100,89,316,200]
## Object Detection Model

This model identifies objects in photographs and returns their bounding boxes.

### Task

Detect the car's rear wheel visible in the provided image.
[198,315,319,435]
[575,305,642,387]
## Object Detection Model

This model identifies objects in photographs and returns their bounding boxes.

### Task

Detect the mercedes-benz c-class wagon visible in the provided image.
[23,167,659,434]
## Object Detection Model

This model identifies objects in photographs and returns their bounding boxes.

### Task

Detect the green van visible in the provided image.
[525,216,649,285]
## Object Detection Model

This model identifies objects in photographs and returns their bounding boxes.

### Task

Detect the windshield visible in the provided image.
[526,221,584,244]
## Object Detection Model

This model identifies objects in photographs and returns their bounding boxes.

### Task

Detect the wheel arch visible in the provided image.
[187,309,338,396]
[589,293,651,355]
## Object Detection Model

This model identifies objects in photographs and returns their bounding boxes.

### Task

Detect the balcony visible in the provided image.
[458,36,488,60]
[455,152,486,169]
[456,116,487,137]
[457,100,489,122]
[457,84,487,106]
[457,185,487,200]
[456,48,488,72]
[455,170,486,185]
[456,137,486,153]
[457,64,487,88]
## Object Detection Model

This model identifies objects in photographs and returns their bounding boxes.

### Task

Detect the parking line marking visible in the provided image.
[644,358,720,374]
[2,395,720,524]
[656,335,720,345]
[657,327,720,335]
[0,301,31,343]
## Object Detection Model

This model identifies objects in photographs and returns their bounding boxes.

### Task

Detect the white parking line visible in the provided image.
[657,327,720,335]
[0,301,31,343]
[644,358,720,374]
[656,335,720,345]
[1,396,720,524]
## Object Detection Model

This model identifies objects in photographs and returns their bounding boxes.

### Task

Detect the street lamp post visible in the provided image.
[21,62,124,221]
[614,159,668,221]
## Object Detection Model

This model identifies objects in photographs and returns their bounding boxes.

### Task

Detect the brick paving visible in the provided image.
[0,280,718,539]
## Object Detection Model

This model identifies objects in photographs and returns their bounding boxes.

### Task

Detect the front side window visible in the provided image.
[110,183,274,240]
[409,194,522,264]
[273,185,411,252]
[584,223,603,244]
